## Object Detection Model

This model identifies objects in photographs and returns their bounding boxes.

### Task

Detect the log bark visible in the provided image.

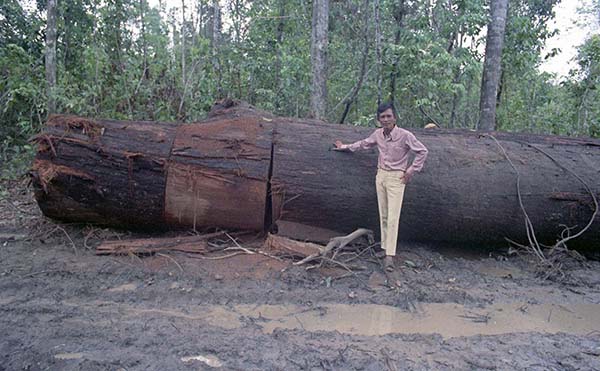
[31,101,600,251]
[31,115,176,228]
[272,121,600,251]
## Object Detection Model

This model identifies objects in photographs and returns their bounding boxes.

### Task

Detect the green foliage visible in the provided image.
[570,34,600,137]
[0,0,598,171]
[0,144,35,181]
[0,44,46,147]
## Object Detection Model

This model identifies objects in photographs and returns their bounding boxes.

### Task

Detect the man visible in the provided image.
[333,102,428,271]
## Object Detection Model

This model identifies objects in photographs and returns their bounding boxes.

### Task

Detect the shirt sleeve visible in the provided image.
[405,133,428,172]
[343,131,378,152]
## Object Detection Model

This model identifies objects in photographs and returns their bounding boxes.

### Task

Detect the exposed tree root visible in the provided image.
[487,134,598,281]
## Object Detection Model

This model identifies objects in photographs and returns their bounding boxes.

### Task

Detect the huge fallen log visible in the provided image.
[31,100,600,250]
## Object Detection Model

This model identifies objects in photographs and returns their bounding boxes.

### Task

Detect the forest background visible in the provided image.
[1,0,599,179]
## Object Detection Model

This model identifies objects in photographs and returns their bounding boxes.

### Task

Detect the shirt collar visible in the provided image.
[382,125,402,141]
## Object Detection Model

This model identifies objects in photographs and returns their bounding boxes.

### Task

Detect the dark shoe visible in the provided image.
[384,256,395,272]
[375,250,386,258]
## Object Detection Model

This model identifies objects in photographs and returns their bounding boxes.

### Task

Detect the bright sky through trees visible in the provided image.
[149,0,595,78]
[540,0,597,76]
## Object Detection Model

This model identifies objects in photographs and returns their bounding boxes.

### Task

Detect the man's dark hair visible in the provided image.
[377,102,397,119]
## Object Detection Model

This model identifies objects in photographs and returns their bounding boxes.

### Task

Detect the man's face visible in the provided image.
[377,108,396,130]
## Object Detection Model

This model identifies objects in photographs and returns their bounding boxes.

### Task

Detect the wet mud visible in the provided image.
[1,179,600,370]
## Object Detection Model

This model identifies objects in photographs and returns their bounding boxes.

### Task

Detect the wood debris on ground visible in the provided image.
[95,226,377,276]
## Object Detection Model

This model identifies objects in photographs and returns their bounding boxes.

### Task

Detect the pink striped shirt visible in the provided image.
[343,126,428,172]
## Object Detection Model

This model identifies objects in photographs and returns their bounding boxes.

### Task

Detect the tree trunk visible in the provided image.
[45,0,57,114]
[140,0,148,79]
[389,0,406,104]
[181,0,186,87]
[274,0,286,113]
[374,0,382,106]
[31,101,600,251]
[309,0,329,120]
[211,0,223,98]
[338,0,371,124]
[479,0,509,131]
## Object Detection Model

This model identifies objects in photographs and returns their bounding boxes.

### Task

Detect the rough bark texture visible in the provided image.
[479,0,509,131]
[211,0,223,98]
[389,0,406,104]
[274,125,599,250]
[45,0,57,114]
[31,101,600,250]
[32,115,176,228]
[309,0,329,120]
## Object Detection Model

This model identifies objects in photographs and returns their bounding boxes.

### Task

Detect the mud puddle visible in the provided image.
[239,302,600,338]
[41,298,600,339]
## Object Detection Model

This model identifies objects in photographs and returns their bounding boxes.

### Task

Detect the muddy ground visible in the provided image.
[1,178,600,370]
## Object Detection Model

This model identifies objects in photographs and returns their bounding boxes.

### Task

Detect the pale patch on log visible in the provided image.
[164,163,266,230]
[164,117,272,231]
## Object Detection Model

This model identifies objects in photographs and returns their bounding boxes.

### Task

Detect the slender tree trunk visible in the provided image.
[428,0,434,29]
[478,0,509,131]
[374,0,382,105]
[231,0,243,98]
[91,2,102,114]
[45,0,57,114]
[62,4,70,69]
[191,0,197,46]
[309,0,329,120]
[140,0,148,79]
[449,27,464,129]
[339,0,370,124]
[248,71,256,105]
[274,0,286,113]
[463,74,474,128]
[211,0,223,98]
[197,0,204,38]
[178,0,187,119]
[389,0,406,104]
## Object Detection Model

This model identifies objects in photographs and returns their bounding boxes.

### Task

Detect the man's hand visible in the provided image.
[403,168,415,184]
[333,140,345,151]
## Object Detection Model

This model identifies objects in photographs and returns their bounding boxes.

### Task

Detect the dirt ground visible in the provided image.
[1,178,600,370]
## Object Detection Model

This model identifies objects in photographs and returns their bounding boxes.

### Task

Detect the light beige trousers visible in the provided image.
[375,168,406,257]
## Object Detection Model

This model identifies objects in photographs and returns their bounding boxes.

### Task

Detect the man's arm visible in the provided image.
[333,132,378,152]
[403,133,428,183]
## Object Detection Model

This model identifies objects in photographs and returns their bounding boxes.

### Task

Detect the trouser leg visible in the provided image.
[375,170,387,251]
[384,172,406,257]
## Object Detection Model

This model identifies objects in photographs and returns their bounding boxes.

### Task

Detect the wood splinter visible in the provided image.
[265,228,374,265]
[293,228,374,266]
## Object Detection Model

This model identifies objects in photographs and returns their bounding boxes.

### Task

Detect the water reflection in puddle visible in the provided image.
[53,299,600,339]
[202,302,600,338]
